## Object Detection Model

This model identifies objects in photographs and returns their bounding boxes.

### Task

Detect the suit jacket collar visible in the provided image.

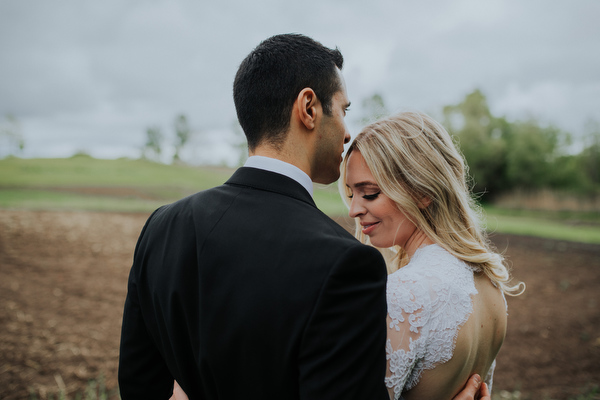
[225,167,317,208]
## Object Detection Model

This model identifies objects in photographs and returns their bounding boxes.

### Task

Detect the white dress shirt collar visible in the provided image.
[244,155,313,197]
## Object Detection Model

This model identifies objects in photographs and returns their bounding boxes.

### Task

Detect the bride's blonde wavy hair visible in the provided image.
[339,111,524,296]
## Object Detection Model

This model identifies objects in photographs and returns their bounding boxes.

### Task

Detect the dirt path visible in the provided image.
[0,210,598,399]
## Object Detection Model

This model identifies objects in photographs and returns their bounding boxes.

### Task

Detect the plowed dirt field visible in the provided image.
[1,210,598,399]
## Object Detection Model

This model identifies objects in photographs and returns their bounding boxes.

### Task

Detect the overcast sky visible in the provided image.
[1,0,599,165]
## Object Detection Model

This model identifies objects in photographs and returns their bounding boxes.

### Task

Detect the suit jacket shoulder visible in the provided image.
[119,167,389,400]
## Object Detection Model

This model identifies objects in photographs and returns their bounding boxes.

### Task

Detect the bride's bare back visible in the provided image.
[385,245,507,400]
[402,273,507,400]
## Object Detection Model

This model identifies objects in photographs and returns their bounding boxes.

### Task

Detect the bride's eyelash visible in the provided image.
[347,191,381,200]
[363,192,380,200]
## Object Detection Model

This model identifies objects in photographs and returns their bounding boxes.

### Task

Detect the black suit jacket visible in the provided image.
[118,167,389,399]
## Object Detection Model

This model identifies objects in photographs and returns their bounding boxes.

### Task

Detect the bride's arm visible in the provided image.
[385,280,429,399]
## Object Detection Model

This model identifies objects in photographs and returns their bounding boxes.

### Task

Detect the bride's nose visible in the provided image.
[348,197,366,218]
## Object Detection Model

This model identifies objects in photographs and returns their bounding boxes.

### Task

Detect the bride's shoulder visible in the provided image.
[388,245,458,282]
[386,245,477,310]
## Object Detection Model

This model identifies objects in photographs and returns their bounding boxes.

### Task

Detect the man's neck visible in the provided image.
[250,145,312,180]
[244,155,314,197]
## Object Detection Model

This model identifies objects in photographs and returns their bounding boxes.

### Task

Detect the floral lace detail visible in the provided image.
[384,245,480,400]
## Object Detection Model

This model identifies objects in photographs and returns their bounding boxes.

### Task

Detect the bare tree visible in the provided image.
[173,114,191,164]
[142,126,163,162]
[0,114,25,157]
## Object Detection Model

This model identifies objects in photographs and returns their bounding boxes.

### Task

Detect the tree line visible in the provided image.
[141,114,248,166]
[142,114,196,164]
[440,89,599,201]
[2,89,598,201]
[360,89,599,201]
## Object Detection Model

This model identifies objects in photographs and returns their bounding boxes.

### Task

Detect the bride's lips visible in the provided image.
[361,221,379,235]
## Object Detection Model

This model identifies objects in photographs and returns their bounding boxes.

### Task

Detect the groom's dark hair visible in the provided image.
[233,33,344,151]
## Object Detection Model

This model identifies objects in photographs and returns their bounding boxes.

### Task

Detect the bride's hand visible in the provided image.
[168,380,189,400]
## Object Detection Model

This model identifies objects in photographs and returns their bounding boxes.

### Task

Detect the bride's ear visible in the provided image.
[417,196,432,209]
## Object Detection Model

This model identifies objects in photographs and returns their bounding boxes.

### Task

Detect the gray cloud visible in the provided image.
[1,0,599,162]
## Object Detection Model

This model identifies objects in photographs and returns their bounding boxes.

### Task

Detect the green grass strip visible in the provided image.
[0,188,169,213]
[2,156,599,244]
[485,212,600,244]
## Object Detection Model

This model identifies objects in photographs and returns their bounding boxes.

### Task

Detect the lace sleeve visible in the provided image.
[384,274,434,400]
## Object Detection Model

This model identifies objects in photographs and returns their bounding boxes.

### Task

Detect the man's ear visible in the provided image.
[295,88,319,130]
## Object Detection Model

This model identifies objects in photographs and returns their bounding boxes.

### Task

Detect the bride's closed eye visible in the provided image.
[348,191,381,200]
[362,192,381,200]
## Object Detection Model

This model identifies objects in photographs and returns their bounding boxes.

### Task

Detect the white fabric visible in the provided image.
[244,155,313,197]
[385,244,499,399]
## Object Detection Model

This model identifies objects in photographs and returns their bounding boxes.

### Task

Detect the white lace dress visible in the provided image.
[385,245,499,400]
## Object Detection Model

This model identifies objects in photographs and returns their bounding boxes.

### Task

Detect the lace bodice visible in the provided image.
[385,244,497,400]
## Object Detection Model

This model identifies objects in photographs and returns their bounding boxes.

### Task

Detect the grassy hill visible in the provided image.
[1,155,599,244]
[0,155,346,215]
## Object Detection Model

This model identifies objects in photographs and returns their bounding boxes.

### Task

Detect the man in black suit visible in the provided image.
[118,34,490,400]
[118,34,390,399]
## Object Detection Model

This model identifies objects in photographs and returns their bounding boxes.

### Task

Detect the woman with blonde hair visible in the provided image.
[340,111,523,400]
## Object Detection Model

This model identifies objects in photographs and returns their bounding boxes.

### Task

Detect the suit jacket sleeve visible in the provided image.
[298,244,389,400]
[118,212,173,399]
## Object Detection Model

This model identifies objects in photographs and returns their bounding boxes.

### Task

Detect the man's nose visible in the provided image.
[343,129,351,144]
